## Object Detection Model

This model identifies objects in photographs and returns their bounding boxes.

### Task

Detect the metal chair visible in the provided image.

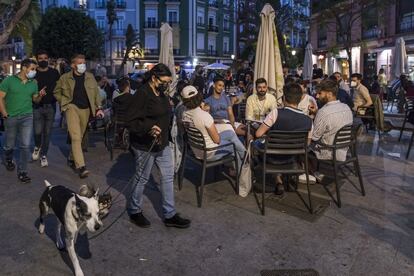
[253,130,313,215]
[398,98,414,141]
[313,124,365,208]
[237,102,246,123]
[178,124,240,207]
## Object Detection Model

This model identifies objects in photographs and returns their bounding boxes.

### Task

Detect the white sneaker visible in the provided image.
[40,156,48,167]
[314,171,325,183]
[299,173,316,184]
[32,147,41,161]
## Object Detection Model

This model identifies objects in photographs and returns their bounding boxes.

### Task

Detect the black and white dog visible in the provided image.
[38,180,103,276]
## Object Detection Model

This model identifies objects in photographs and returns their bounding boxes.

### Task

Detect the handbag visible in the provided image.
[239,141,252,197]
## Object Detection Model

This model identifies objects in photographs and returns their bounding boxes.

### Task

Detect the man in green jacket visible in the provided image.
[54,54,104,178]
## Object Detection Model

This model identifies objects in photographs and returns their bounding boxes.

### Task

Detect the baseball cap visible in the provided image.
[181,85,199,99]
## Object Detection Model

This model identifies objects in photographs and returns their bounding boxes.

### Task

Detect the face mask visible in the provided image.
[158,83,169,94]
[76,64,87,74]
[27,70,37,79]
[350,81,357,88]
[38,60,48,69]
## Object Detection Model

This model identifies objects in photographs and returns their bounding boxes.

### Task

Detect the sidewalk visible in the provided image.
[0,126,413,276]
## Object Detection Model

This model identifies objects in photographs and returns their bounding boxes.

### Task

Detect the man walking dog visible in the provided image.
[54,54,104,178]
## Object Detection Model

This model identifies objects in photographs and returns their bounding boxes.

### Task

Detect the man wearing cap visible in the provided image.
[181,85,246,175]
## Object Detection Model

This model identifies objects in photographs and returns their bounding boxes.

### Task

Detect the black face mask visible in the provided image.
[38,60,48,69]
[158,83,169,94]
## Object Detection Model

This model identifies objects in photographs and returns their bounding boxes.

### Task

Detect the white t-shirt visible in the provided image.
[182,107,218,158]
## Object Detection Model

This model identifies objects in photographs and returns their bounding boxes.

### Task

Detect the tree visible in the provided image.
[314,0,395,75]
[106,0,117,75]
[32,7,104,61]
[116,24,140,77]
[0,0,41,53]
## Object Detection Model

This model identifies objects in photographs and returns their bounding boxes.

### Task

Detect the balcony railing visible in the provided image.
[95,1,106,9]
[208,1,219,8]
[207,50,218,56]
[208,25,219,32]
[167,20,180,26]
[112,29,126,36]
[399,20,414,33]
[362,28,379,40]
[197,22,205,27]
[223,51,231,56]
[166,0,181,2]
[145,49,159,55]
[318,38,327,48]
[144,21,161,28]
[115,1,126,9]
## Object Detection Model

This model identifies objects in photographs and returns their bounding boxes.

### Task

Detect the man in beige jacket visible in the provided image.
[54,54,104,178]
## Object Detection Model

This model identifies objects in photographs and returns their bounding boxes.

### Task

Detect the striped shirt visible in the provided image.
[311,100,353,161]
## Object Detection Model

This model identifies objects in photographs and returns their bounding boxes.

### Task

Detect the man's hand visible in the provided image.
[96,109,104,119]
[308,103,317,115]
[39,86,47,97]
[149,125,162,139]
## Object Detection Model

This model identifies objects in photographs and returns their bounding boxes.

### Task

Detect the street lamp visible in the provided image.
[231,54,235,60]
[127,45,144,68]
[11,56,16,75]
[291,50,296,56]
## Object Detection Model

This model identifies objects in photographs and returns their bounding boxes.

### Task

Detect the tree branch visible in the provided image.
[0,0,31,45]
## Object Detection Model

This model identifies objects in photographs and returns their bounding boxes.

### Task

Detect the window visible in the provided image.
[145,8,158,27]
[116,41,124,58]
[398,0,414,33]
[168,10,178,24]
[197,7,204,25]
[223,37,229,53]
[362,5,378,39]
[223,15,230,31]
[197,33,205,50]
[318,25,327,48]
[96,16,105,31]
[209,17,214,26]
[145,33,158,49]
[116,17,124,30]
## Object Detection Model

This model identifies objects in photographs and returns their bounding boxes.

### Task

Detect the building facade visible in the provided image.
[310,0,414,81]
[39,0,237,73]
[279,0,310,49]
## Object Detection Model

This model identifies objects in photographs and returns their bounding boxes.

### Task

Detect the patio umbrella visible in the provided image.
[254,3,284,105]
[204,62,230,70]
[302,43,313,80]
[159,22,177,97]
[392,37,408,79]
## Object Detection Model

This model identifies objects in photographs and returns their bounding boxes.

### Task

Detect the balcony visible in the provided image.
[223,51,231,56]
[112,29,126,36]
[95,1,106,9]
[73,1,87,9]
[208,1,219,9]
[197,22,205,28]
[207,50,218,56]
[167,20,180,26]
[144,21,161,29]
[399,20,414,33]
[362,28,379,40]
[208,25,219,33]
[173,49,180,55]
[318,38,327,48]
[115,1,126,9]
[145,49,159,55]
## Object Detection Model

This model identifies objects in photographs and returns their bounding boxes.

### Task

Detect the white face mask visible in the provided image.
[350,81,357,88]
[76,64,87,74]
[26,70,36,79]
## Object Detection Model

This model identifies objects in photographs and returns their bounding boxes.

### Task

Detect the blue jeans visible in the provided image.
[209,130,246,172]
[3,114,33,173]
[127,145,176,219]
[33,104,56,156]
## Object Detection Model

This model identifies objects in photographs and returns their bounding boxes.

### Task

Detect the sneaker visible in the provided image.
[164,214,191,229]
[4,159,15,171]
[314,171,325,183]
[18,172,31,183]
[129,212,151,228]
[298,173,317,184]
[40,156,48,167]
[78,166,89,178]
[32,147,41,161]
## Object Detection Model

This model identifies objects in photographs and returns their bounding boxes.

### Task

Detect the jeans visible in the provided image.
[3,114,33,173]
[209,130,246,172]
[33,105,56,156]
[127,145,176,219]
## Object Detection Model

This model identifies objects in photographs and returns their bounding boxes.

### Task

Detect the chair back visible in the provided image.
[333,125,354,149]
[183,124,206,151]
[264,130,308,156]
[238,102,246,122]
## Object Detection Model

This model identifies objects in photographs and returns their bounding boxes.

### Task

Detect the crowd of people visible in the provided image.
[0,51,408,229]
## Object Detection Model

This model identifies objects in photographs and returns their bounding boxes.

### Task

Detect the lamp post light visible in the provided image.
[127,45,144,69]
[11,56,16,75]
[231,54,235,60]
[291,50,296,56]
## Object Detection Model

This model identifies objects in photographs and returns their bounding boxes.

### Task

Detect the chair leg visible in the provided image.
[178,157,185,191]
[354,158,366,196]
[399,118,407,142]
[333,161,341,208]
[261,168,266,216]
[197,165,207,208]
[305,162,313,214]
[406,131,414,159]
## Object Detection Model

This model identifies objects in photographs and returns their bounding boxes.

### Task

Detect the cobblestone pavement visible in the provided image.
[0,126,413,276]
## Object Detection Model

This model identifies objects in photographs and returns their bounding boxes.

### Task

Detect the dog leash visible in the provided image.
[89,138,157,240]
